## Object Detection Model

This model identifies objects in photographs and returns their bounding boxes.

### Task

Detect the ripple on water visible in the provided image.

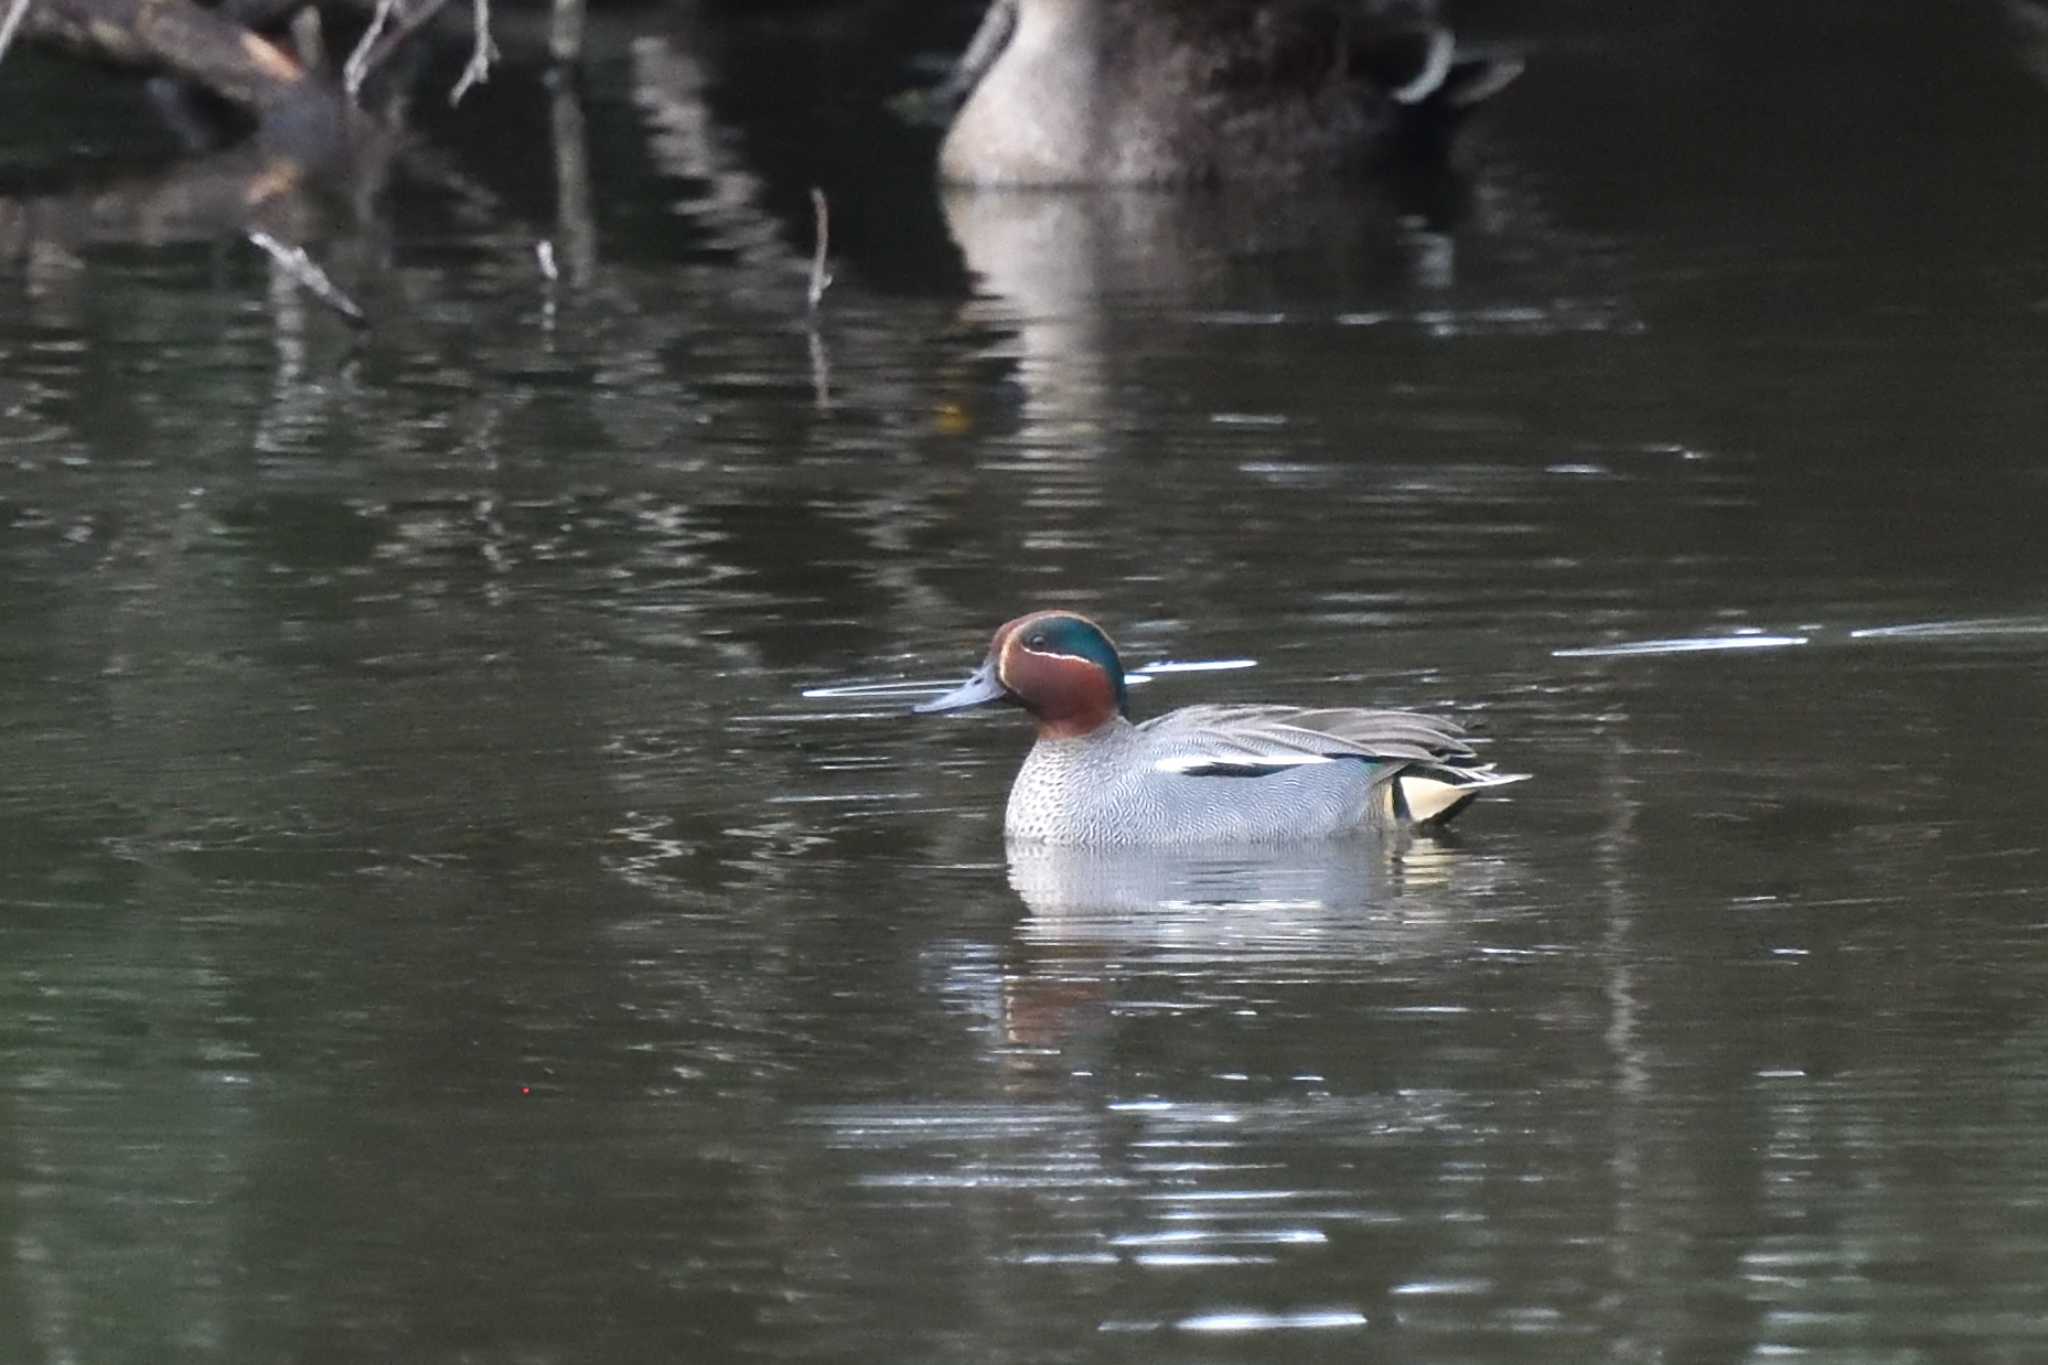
[795,1091,1458,1333]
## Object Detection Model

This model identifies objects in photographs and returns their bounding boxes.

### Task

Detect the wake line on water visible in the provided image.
[1552,635,1807,659]
[803,658,1256,701]
[1555,614,2048,659]
[1848,616,2048,640]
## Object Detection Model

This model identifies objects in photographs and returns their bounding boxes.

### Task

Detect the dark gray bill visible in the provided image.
[913,663,1007,713]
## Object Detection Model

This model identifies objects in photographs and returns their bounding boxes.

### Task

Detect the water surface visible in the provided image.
[5,3,2048,1360]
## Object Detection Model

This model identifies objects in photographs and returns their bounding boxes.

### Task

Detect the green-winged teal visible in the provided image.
[936,0,1521,187]
[917,610,1527,844]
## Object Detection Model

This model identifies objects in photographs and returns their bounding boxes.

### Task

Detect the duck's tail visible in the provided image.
[1355,4,1522,112]
[1391,764,1531,827]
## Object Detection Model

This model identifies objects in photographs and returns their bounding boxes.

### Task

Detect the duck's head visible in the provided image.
[915,610,1128,738]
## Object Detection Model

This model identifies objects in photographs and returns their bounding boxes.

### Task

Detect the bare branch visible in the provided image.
[345,0,476,105]
[342,0,399,98]
[447,0,492,105]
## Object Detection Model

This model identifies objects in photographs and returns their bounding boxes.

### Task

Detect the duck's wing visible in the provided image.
[1140,703,1476,773]
[1143,703,1529,825]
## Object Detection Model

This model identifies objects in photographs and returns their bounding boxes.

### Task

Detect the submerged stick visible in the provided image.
[248,229,366,326]
[806,186,832,313]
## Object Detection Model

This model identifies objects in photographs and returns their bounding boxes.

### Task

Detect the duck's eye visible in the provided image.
[1026,632,1048,650]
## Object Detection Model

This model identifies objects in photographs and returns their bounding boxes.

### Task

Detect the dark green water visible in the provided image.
[5,3,2048,1360]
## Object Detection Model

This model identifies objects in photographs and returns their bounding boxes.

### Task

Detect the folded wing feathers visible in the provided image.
[1146,704,1507,778]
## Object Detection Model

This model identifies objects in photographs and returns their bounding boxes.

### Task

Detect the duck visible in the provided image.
[935,0,1522,187]
[916,610,1527,844]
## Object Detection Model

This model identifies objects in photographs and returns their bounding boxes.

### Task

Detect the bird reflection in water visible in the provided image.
[990,836,1507,1056]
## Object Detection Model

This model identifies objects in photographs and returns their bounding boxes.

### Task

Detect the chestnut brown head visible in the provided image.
[915,611,1128,738]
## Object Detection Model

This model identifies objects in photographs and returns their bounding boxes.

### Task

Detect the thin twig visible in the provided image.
[350,0,455,101]
[343,0,403,98]
[248,231,367,327]
[448,0,495,105]
[806,186,833,313]
[0,0,34,69]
